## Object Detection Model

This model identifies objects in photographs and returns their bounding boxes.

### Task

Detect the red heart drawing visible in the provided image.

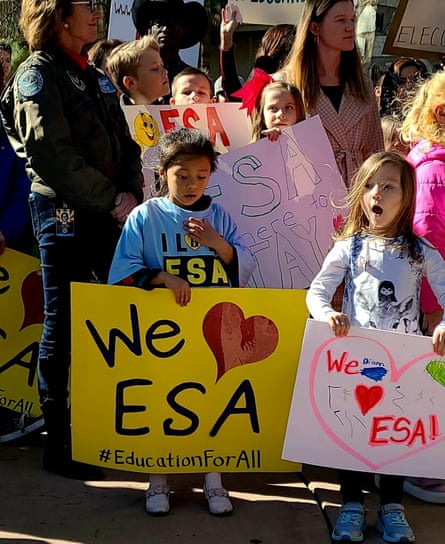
[306,329,445,471]
[19,270,44,331]
[355,384,384,415]
[203,302,279,381]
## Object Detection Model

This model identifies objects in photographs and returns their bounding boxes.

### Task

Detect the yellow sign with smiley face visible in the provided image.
[133,111,160,149]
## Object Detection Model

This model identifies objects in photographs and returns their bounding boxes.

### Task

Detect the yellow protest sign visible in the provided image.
[0,249,43,440]
[71,284,307,473]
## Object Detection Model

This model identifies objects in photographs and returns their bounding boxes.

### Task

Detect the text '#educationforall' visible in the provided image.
[98,447,262,469]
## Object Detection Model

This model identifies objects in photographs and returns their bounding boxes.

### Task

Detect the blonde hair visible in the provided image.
[337,151,421,260]
[400,71,445,147]
[381,115,400,150]
[20,0,71,51]
[106,35,160,95]
[280,0,370,111]
[250,81,305,142]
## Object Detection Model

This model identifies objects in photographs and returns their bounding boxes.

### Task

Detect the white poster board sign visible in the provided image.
[283,319,445,478]
[383,0,445,59]
[208,116,347,289]
[231,0,304,25]
[123,103,252,198]
[107,0,136,41]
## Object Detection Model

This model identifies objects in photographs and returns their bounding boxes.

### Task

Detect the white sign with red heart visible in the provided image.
[282,319,445,478]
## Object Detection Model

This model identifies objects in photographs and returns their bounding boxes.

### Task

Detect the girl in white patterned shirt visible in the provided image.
[307,151,445,543]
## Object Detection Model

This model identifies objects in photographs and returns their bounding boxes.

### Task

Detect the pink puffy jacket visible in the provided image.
[409,140,445,313]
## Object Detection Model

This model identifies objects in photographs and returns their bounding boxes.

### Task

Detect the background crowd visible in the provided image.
[1,0,445,541]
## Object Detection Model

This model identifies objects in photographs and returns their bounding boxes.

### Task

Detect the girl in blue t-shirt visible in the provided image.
[108,127,255,516]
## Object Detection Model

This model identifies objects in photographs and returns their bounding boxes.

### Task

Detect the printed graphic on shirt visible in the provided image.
[164,255,229,286]
[356,279,418,334]
[184,234,200,250]
[346,235,423,333]
[17,68,44,98]
[160,230,230,286]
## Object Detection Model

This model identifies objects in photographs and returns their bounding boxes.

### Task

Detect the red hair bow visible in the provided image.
[232,68,274,116]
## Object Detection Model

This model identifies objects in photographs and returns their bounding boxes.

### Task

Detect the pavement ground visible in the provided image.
[1,433,444,544]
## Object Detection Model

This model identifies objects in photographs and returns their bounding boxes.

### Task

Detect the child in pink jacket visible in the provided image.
[401,69,445,504]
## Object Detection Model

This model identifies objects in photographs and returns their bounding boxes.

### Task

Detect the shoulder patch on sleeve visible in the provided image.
[98,75,116,94]
[17,67,44,98]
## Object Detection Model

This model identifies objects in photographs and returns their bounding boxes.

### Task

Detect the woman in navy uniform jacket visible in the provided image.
[0,0,143,479]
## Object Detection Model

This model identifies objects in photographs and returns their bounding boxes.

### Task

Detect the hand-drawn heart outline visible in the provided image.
[355,384,384,415]
[203,302,279,382]
[310,334,445,470]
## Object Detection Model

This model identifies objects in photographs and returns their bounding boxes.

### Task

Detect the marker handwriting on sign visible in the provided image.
[231,143,321,219]
[160,106,230,148]
[85,304,184,368]
[0,342,39,386]
[0,263,39,385]
[85,301,265,439]
[232,155,281,217]
[395,26,445,49]
[0,266,10,295]
[327,350,360,374]
[369,414,440,447]
[115,378,259,438]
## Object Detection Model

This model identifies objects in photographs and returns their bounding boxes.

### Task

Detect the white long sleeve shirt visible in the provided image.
[307,234,445,334]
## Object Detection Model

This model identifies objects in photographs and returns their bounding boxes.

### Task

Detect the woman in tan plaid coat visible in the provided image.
[279,0,383,189]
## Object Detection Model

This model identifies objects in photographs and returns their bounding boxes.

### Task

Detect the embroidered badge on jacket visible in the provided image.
[17,68,44,98]
[98,75,116,94]
[67,71,86,91]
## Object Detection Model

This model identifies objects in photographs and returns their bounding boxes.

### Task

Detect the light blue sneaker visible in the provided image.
[376,503,415,543]
[332,502,366,542]
[403,478,445,504]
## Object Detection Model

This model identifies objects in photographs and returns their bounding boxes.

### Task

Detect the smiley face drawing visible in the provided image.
[133,111,160,149]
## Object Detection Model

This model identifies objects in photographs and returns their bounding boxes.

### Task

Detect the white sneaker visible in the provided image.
[145,484,170,515]
[204,485,233,516]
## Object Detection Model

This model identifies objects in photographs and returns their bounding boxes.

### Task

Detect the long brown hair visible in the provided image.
[281,0,369,111]
[336,151,421,260]
[88,38,123,70]
[255,24,296,72]
[250,81,305,141]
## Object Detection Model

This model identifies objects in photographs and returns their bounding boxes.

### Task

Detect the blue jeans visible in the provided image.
[29,192,120,405]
